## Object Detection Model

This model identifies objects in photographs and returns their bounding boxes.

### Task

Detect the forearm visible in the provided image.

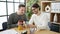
[37,25,48,30]
[28,24,36,28]
[8,24,18,29]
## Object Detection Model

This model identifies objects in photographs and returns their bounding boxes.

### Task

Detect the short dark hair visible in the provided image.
[32,3,40,10]
[18,4,25,8]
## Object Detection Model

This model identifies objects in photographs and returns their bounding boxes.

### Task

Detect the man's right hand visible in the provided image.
[28,24,36,28]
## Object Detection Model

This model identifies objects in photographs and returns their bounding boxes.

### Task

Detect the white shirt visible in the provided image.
[29,13,50,30]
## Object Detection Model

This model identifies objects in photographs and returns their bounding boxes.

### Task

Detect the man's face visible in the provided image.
[18,7,25,15]
[32,7,39,14]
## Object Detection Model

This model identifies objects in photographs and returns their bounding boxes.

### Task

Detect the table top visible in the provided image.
[0,27,60,34]
[51,22,60,25]
[13,28,60,34]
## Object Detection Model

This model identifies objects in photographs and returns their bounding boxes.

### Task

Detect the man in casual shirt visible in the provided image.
[29,3,50,31]
[8,4,27,29]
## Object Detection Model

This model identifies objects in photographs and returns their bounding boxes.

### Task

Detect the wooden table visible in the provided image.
[13,28,60,34]
[34,30,60,34]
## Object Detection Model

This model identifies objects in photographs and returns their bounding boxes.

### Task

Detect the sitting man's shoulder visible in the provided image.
[9,13,17,17]
[32,14,36,15]
[31,14,36,17]
[10,13,16,15]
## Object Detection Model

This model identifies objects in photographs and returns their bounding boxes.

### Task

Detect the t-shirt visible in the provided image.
[8,13,27,29]
[29,13,50,30]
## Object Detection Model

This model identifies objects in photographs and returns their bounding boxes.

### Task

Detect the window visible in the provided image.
[20,0,24,3]
[0,0,6,1]
[15,3,19,12]
[0,2,6,15]
[0,16,7,29]
[14,0,19,2]
[7,0,13,1]
[8,3,14,15]
[0,0,25,29]
[0,16,7,23]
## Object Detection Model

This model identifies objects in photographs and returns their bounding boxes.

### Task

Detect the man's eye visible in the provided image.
[32,9,35,11]
[33,9,35,10]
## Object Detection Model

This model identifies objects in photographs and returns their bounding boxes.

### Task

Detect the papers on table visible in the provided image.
[0,22,3,30]
[0,29,18,34]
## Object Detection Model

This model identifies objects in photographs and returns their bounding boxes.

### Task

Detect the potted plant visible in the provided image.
[26,0,38,20]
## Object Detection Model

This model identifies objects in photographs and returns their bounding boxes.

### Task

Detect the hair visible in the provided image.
[32,3,40,10]
[18,4,25,8]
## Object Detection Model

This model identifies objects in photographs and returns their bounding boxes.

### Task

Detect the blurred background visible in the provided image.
[0,0,60,33]
[0,0,60,26]
[0,0,25,30]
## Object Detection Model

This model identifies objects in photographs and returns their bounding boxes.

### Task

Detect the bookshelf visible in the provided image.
[41,1,60,23]
[41,1,52,12]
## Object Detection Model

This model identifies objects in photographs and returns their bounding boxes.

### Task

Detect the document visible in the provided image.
[0,23,3,30]
[0,29,18,34]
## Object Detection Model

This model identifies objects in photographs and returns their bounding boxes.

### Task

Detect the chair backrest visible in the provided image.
[2,22,7,30]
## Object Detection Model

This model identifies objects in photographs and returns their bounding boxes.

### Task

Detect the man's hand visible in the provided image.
[28,24,36,28]
[17,20,23,25]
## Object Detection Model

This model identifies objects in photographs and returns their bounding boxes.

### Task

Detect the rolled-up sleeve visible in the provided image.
[29,14,35,24]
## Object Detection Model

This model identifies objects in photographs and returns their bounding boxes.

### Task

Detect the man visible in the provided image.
[29,3,50,31]
[8,4,27,29]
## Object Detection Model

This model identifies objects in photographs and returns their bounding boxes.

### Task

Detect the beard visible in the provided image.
[33,11,38,14]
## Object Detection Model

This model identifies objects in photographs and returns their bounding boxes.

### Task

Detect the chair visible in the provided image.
[2,22,7,30]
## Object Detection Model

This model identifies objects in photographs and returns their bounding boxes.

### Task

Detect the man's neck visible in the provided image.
[17,11,22,15]
[36,11,41,16]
